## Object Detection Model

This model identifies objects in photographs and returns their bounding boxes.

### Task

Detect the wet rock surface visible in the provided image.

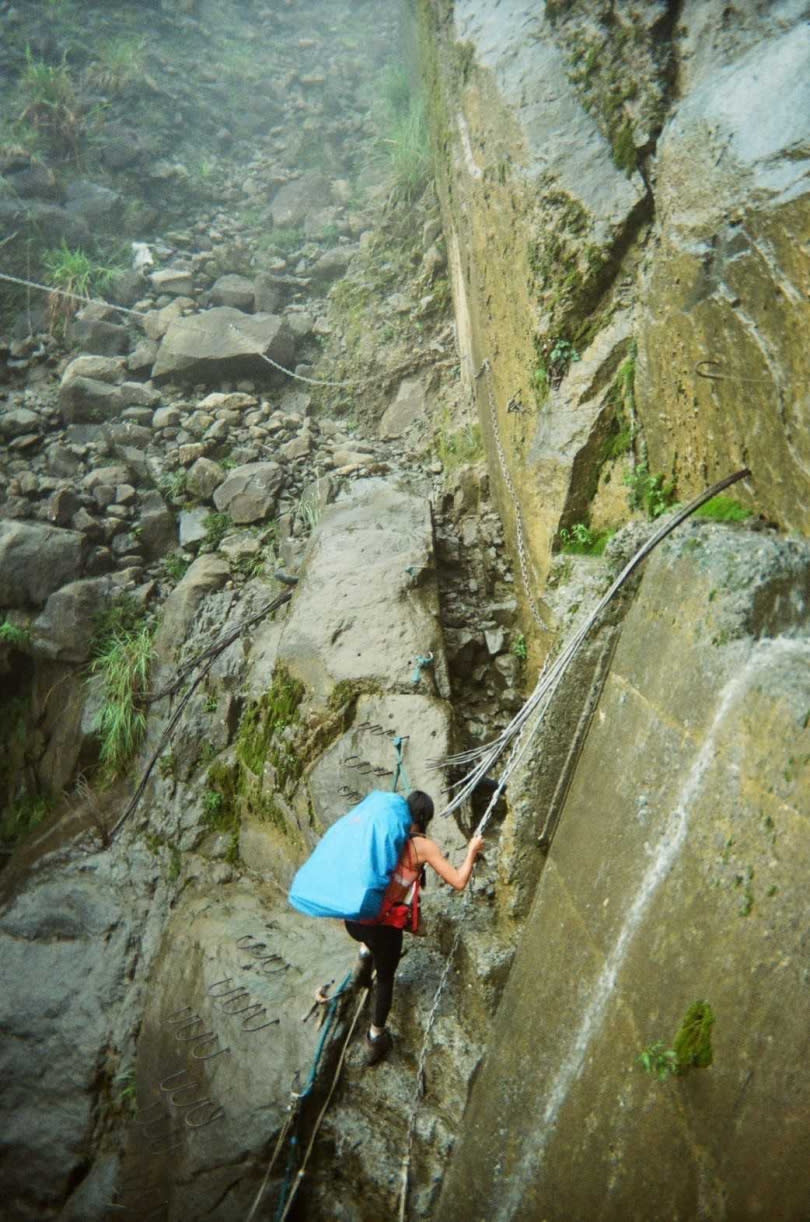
[0,1,808,1220]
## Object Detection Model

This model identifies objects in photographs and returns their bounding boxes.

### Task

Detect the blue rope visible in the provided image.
[274,970,354,1218]
[410,652,434,687]
[299,971,353,1097]
[274,1132,298,1222]
[392,736,411,794]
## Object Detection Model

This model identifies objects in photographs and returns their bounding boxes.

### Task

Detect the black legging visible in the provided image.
[345,921,403,1028]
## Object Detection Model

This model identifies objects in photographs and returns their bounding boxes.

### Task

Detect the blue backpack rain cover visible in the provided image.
[289,791,411,921]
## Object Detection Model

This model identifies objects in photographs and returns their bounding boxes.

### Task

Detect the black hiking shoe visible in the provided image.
[352,954,374,990]
[365,1028,393,1066]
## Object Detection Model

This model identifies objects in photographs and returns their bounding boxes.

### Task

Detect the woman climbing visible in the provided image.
[345,790,485,1065]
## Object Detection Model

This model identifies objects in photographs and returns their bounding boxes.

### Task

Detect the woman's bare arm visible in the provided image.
[414,834,484,891]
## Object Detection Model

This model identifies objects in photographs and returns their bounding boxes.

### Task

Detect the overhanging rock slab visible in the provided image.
[276,478,450,705]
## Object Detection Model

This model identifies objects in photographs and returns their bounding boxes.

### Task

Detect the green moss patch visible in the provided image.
[673,1000,715,1072]
[694,495,753,523]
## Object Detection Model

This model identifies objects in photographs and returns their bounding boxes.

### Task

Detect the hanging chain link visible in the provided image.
[476,359,548,632]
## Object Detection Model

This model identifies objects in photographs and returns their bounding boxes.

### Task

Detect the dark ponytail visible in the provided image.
[407,790,434,832]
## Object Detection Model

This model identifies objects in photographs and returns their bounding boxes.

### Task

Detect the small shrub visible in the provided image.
[0,620,31,649]
[559,522,613,556]
[533,337,580,401]
[624,464,676,520]
[638,1000,715,1082]
[511,633,528,662]
[637,1041,678,1082]
[203,789,224,820]
[0,793,52,847]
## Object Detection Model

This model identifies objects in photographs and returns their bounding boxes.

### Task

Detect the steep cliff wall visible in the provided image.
[421,0,810,626]
[419,2,810,1217]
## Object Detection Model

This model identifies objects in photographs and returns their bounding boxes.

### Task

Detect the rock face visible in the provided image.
[0,867,131,1218]
[435,525,810,1221]
[152,308,295,382]
[119,892,351,1222]
[1,1,808,1220]
[422,0,810,594]
[277,479,450,704]
[637,17,810,533]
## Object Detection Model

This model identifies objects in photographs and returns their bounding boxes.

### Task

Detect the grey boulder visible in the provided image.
[212,461,285,524]
[151,307,294,382]
[0,521,85,609]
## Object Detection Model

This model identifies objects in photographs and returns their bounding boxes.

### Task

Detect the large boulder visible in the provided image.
[64,179,123,230]
[212,461,285,524]
[151,307,295,382]
[31,575,118,663]
[60,376,125,424]
[276,478,450,704]
[152,553,230,666]
[0,521,85,609]
[210,273,255,310]
[306,692,452,831]
[118,889,351,1221]
[270,171,330,228]
[435,525,810,1222]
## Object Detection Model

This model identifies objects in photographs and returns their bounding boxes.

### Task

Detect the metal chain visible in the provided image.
[476,359,548,632]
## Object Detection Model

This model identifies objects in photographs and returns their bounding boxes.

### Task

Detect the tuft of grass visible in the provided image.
[42,241,117,333]
[85,36,146,94]
[385,97,431,204]
[436,416,484,472]
[268,225,305,254]
[612,119,637,175]
[374,64,431,205]
[90,598,154,780]
[19,47,82,157]
[161,551,192,583]
[158,469,188,508]
[202,512,232,551]
[673,1000,715,1071]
